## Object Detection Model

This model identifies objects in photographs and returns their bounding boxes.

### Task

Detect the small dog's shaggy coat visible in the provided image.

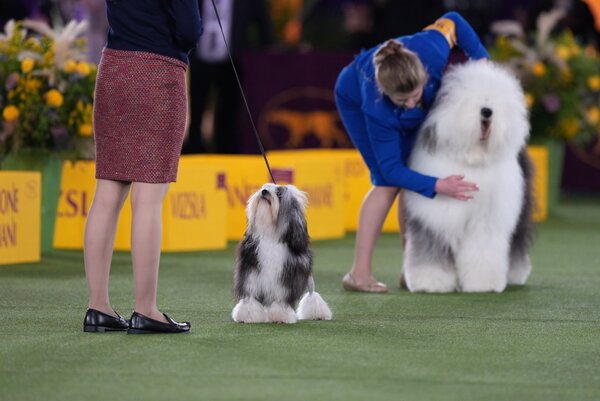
[402,61,535,293]
[232,183,332,323]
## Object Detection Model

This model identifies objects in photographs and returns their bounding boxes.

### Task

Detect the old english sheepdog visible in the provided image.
[232,183,332,323]
[402,61,535,293]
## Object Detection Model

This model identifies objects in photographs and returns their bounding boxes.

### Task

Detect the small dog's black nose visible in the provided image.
[261,189,269,196]
[481,107,493,118]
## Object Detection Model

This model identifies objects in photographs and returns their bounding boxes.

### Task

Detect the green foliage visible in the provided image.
[490,17,600,145]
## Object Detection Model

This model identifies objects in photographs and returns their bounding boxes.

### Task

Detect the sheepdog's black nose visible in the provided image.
[261,189,269,196]
[481,107,493,118]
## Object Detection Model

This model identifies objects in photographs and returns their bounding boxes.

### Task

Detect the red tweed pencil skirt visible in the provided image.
[93,48,188,183]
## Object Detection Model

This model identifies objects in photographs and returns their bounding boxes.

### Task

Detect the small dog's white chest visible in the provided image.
[247,237,288,304]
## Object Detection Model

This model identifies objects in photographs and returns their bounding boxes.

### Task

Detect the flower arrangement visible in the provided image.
[490,9,600,145]
[0,19,96,161]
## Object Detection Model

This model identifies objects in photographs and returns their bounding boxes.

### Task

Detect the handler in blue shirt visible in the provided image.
[335,12,488,293]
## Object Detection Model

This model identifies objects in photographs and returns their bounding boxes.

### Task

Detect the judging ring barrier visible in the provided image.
[1,148,547,263]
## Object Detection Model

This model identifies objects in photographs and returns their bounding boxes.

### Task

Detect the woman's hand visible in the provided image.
[435,175,479,201]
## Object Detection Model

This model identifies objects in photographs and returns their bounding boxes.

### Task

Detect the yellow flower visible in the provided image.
[569,43,581,56]
[588,75,600,91]
[46,89,64,108]
[21,58,35,73]
[78,123,93,136]
[2,105,19,121]
[64,59,77,73]
[561,68,573,83]
[24,37,42,52]
[587,107,600,125]
[524,93,534,108]
[76,62,90,76]
[497,36,509,49]
[24,78,42,93]
[43,53,54,68]
[532,62,546,76]
[555,45,571,60]
[560,119,579,140]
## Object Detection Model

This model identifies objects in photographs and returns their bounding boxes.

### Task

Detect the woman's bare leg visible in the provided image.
[130,182,170,323]
[84,179,131,315]
[348,186,400,284]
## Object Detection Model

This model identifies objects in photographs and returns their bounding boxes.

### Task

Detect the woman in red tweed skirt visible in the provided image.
[83,0,202,334]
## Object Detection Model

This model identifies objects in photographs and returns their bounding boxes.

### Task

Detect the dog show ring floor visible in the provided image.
[1,194,599,401]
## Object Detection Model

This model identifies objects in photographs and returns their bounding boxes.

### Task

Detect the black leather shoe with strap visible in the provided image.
[127,312,191,334]
[83,308,129,332]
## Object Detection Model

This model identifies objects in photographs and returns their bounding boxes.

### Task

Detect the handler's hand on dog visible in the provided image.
[435,175,479,201]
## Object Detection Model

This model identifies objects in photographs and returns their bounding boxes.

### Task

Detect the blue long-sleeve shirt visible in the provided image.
[347,12,489,198]
[105,0,203,63]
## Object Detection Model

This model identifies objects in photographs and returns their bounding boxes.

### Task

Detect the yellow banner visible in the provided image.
[267,151,346,240]
[527,145,548,222]
[54,161,95,249]
[161,164,227,251]
[0,171,41,264]
[52,147,547,252]
[267,149,369,232]
[180,155,268,240]
[55,160,228,251]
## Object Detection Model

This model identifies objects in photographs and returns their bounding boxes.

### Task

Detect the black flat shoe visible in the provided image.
[83,308,129,332]
[127,312,191,334]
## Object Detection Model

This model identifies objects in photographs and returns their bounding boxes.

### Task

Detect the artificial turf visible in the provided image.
[1,195,599,401]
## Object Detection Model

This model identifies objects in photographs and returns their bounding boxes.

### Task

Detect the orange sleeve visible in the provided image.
[423,18,457,48]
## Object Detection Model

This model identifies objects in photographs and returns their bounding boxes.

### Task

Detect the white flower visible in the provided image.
[0,19,26,41]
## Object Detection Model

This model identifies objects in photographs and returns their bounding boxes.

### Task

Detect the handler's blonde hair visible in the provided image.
[373,39,428,95]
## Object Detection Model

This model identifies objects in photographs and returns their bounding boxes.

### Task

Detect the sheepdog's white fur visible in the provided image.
[402,61,535,293]
[232,183,332,323]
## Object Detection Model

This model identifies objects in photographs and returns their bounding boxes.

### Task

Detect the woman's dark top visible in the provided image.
[105,0,203,63]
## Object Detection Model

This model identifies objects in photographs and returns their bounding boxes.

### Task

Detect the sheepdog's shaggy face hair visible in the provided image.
[403,61,535,294]
[232,183,332,324]
[419,61,530,166]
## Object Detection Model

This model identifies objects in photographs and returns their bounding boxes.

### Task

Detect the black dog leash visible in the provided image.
[209,0,277,184]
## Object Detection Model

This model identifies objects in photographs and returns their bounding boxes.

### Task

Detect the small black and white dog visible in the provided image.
[232,183,332,323]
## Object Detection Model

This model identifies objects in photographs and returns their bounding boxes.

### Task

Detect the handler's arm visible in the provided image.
[365,115,438,198]
[426,11,489,60]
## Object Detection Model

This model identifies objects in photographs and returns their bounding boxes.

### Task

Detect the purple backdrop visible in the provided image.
[240,50,354,154]
[563,141,600,192]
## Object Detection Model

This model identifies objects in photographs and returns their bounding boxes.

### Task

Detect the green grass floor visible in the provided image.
[1,195,600,401]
